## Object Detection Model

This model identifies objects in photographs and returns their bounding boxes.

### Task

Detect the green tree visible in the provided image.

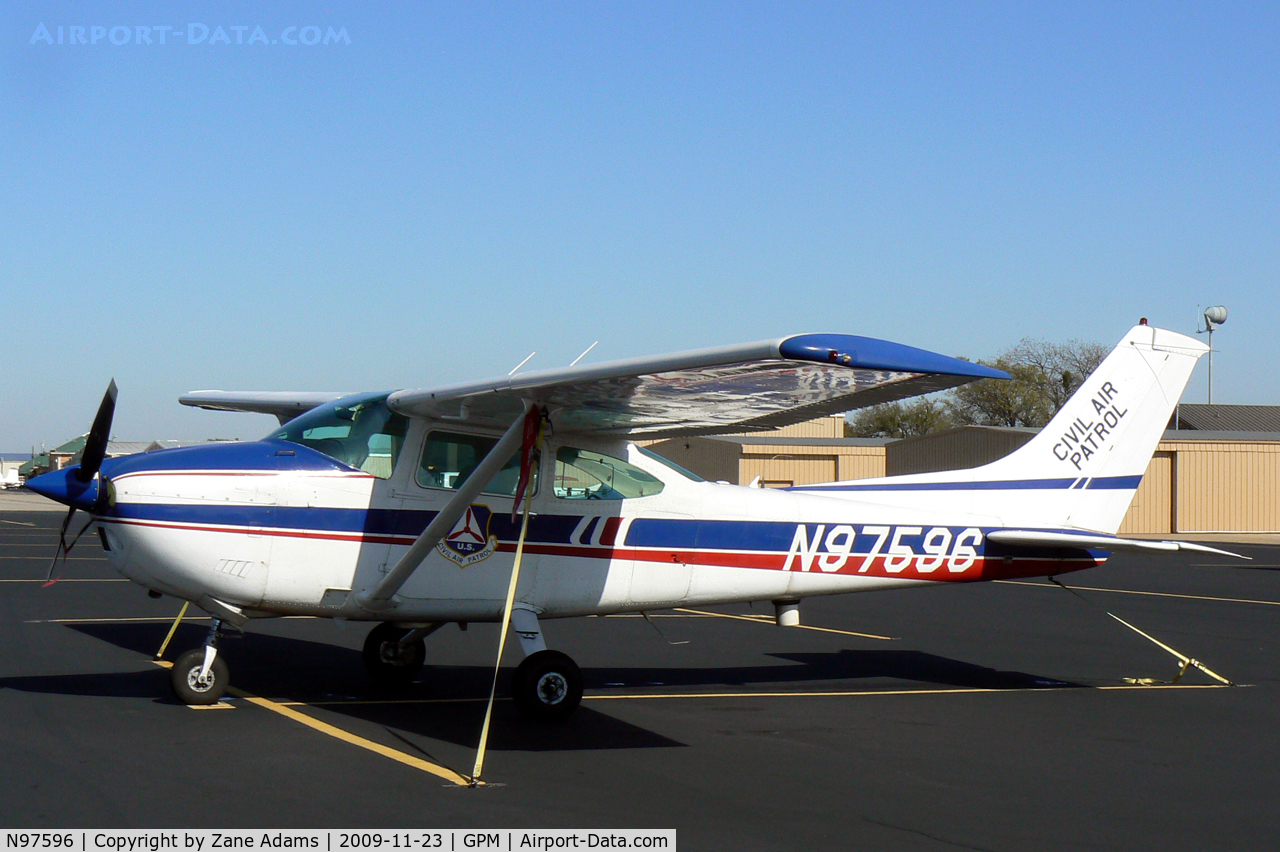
[946,338,1109,428]
[841,337,1109,436]
[1003,337,1110,414]
[845,398,953,438]
[945,359,1053,427]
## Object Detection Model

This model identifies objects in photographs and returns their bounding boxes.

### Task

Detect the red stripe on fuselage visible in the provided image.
[101,518,1103,583]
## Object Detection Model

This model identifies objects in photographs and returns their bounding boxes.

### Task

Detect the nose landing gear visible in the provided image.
[170,619,232,705]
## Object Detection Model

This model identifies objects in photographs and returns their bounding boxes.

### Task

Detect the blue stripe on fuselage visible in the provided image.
[626,518,798,551]
[788,475,1143,493]
[106,502,583,543]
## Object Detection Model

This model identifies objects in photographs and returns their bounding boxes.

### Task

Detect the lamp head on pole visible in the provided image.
[1197,304,1228,405]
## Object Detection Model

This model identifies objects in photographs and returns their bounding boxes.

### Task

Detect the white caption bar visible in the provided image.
[2,831,676,852]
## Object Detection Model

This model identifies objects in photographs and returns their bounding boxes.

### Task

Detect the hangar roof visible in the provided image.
[1172,404,1280,432]
[1162,430,1280,442]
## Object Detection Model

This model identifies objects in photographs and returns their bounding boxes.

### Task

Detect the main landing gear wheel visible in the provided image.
[362,622,426,685]
[512,650,583,721]
[171,647,229,705]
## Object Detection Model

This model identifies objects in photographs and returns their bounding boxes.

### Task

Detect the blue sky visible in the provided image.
[2,2,1276,450]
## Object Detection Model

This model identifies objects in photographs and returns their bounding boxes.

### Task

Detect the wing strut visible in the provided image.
[356,400,534,611]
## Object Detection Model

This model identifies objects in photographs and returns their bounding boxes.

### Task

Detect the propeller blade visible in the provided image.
[76,379,118,483]
[44,506,76,586]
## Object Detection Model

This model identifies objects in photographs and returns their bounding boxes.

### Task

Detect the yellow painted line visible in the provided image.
[280,697,489,707]
[233,690,471,784]
[674,607,893,641]
[583,683,1229,701]
[26,614,318,624]
[210,679,1239,711]
[3,578,128,583]
[1192,563,1280,569]
[0,520,38,526]
[26,616,212,624]
[996,579,1280,607]
[150,661,471,784]
[268,681,1229,709]
[1094,684,1232,691]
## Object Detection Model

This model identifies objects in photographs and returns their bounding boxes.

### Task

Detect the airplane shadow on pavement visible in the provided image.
[0,620,1082,754]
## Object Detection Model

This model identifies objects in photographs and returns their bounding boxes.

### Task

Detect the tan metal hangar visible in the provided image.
[646,414,1280,535]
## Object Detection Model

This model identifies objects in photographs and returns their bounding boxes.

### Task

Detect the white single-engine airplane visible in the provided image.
[28,321,1236,718]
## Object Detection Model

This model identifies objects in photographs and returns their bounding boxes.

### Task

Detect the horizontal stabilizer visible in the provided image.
[179,391,348,425]
[987,529,1249,559]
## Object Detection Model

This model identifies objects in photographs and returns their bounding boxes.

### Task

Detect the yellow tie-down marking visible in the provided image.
[152,659,470,784]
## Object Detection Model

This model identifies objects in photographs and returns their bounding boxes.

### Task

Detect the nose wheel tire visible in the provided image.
[512,650,583,721]
[171,648,229,705]
[362,623,426,685]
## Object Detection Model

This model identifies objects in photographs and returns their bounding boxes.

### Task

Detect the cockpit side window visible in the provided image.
[416,431,536,497]
[267,393,409,479]
[554,446,664,500]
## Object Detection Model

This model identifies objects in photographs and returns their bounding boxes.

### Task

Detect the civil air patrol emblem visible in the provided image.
[436,505,498,567]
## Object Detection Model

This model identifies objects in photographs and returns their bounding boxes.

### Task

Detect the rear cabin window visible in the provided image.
[417,431,535,497]
[554,447,664,500]
[636,445,705,482]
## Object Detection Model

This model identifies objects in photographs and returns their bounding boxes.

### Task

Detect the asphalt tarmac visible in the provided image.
[2,505,1278,851]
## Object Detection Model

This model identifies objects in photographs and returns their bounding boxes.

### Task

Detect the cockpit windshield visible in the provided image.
[266,392,409,479]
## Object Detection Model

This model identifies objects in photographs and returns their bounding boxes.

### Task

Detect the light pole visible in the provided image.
[1197,305,1228,404]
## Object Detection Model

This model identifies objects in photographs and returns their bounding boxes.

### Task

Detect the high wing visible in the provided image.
[179,391,348,424]
[386,333,1008,438]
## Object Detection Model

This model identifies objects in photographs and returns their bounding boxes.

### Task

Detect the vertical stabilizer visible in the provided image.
[796,324,1208,534]
[958,324,1206,532]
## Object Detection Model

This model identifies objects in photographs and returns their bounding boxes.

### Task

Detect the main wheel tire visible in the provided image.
[362,623,426,685]
[171,647,229,705]
[512,650,583,721]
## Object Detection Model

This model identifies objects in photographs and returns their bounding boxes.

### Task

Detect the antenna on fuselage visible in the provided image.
[508,352,536,376]
[569,341,599,367]
[641,611,691,645]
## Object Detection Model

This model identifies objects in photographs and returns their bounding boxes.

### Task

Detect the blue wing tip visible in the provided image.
[779,334,1010,380]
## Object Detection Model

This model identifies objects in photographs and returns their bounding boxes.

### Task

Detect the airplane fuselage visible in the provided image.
[89,431,1102,625]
